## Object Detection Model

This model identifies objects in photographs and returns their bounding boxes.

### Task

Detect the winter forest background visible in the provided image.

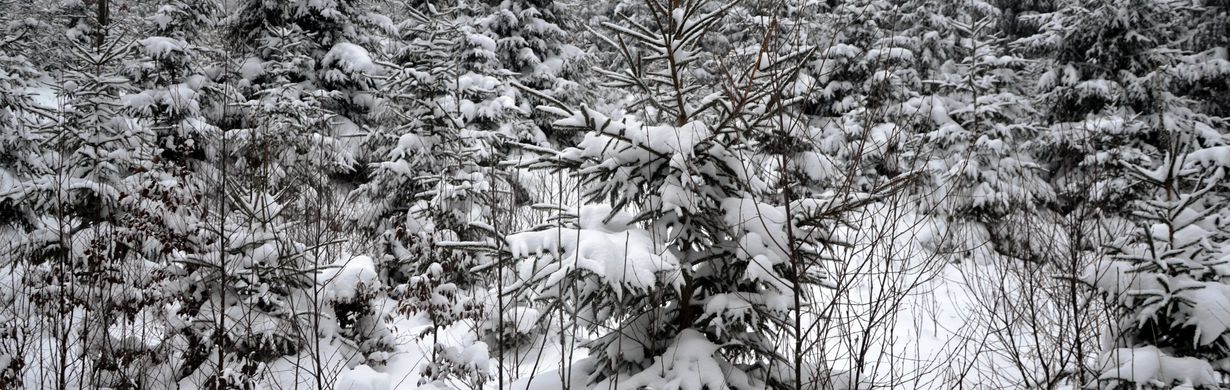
[0,0,1229,388]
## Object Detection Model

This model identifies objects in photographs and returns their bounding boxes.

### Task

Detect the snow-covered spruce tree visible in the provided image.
[349,4,504,385]
[479,0,588,145]
[224,0,375,193]
[9,0,104,69]
[120,1,219,264]
[0,8,200,383]
[800,0,891,120]
[205,25,344,376]
[2,3,170,387]
[505,1,896,388]
[991,0,1054,42]
[181,23,386,379]
[182,189,325,388]
[1084,127,1230,388]
[18,26,187,387]
[713,1,780,58]
[423,4,550,381]
[8,0,153,67]
[0,1,52,68]
[912,5,1055,263]
[0,16,49,230]
[897,0,962,84]
[446,9,531,148]
[0,13,51,388]
[148,0,217,40]
[799,0,925,191]
[114,4,230,386]
[1174,0,1230,119]
[349,5,459,282]
[169,0,384,384]
[1016,0,1184,216]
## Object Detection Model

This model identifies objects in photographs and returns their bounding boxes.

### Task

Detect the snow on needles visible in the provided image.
[1099,346,1218,388]
[506,205,681,298]
[326,42,375,73]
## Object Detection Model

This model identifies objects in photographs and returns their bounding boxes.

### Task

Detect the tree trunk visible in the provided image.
[94,0,108,47]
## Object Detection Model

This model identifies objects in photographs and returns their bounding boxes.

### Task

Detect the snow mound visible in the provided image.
[319,255,380,301]
[338,364,390,390]
[598,329,762,390]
